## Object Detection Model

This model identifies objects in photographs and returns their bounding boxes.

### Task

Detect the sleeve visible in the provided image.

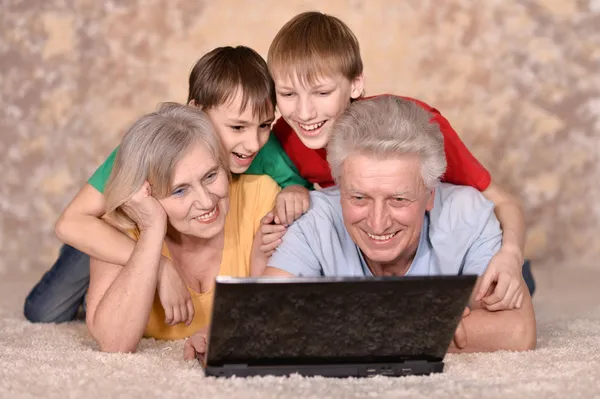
[430,108,492,191]
[87,146,119,193]
[245,132,313,190]
[267,221,323,277]
[461,211,503,276]
[429,185,501,276]
[251,175,281,234]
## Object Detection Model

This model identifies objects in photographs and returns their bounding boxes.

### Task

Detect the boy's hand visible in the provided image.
[475,249,526,311]
[273,185,310,226]
[157,256,194,326]
[258,211,287,258]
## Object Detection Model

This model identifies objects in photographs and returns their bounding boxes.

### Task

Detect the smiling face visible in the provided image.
[274,73,363,150]
[202,88,274,174]
[340,153,435,270]
[158,142,230,239]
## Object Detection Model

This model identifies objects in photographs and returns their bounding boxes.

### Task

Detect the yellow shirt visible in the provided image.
[143,175,280,340]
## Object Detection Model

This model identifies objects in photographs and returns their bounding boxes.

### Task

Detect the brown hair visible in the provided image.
[187,46,275,121]
[268,11,363,85]
[103,103,228,231]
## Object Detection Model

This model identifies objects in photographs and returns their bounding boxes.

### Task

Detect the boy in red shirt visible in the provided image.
[264,11,534,310]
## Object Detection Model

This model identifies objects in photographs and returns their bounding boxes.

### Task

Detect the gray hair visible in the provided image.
[327,96,447,189]
[103,102,228,231]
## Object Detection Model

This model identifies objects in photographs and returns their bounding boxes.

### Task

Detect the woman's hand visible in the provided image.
[121,181,167,234]
[157,256,195,326]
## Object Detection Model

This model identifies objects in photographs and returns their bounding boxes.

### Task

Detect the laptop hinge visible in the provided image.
[222,364,249,369]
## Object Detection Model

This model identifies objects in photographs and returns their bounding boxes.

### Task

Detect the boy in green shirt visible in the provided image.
[24,46,311,325]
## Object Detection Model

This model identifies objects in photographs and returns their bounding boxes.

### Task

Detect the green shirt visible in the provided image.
[87,132,312,193]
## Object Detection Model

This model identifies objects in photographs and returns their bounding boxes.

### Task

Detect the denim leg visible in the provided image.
[522,259,535,297]
[24,244,90,323]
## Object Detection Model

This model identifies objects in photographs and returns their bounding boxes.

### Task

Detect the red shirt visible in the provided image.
[273,94,491,190]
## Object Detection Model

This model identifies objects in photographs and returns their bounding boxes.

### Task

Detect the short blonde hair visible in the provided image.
[103,102,228,231]
[327,96,447,190]
[268,11,363,85]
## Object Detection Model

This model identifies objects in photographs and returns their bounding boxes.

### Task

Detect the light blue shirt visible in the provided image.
[268,183,502,277]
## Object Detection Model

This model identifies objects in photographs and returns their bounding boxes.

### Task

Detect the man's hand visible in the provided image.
[183,326,209,361]
[157,256,194,326]
[475,249,526,311]
[273,185,310,226]
[451,307,471,350]
[121,181,167,233]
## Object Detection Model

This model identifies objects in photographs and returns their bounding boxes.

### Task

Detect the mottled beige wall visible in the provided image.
[1,0,599,274]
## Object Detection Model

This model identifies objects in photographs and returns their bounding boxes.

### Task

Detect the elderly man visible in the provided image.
[263,96,536,353]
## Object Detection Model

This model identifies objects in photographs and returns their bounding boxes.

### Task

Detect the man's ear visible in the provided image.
[425,189,435,211]
[350,74,365,99]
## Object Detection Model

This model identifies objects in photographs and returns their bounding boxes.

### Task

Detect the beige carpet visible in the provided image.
[1,265,599,399]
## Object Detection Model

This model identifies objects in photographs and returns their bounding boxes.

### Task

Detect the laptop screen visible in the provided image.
[205,275,476,366]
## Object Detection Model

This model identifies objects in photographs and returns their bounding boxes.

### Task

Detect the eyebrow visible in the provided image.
[312,83,336,90]
[347,188,412,197]
[228,117,275,125]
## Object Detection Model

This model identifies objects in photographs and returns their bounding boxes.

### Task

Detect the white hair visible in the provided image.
[327,96,447,189]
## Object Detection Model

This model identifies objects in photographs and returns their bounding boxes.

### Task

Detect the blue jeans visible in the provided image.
[24,244,90,323]
[522,259,535,296]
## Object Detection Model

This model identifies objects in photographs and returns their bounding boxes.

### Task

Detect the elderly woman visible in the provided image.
[85,103,279,353]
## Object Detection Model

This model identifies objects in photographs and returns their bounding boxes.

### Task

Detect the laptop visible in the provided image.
[201,275,477,378]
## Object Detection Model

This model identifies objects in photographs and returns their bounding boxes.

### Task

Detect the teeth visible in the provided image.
[299,121,325,131]
[196,207,217,221]
[367,232,397,241]
[233,152,251,159]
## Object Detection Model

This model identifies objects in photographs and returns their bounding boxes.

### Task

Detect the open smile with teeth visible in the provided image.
[195,206,218,221]
[299,121,325,131]
[233,152,253,160]
[366,231,398,241]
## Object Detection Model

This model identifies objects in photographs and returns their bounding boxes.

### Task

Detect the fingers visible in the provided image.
[261,211,275,226]
[183,339,196,361]
[285,200,295,227]
[508,291,520,309]
[516,292,524,309]
[302,195,310,213]
[485,279,520,311]
[483,274,510,306]
[462,306,471,317]
[260,238,283,254]
[475,271,496,301]
[186,299,195,326]
[261,223,286,237]
[294,197,304,222]
[453,320,467,349]
[171,306,182,326]
[164,306,174,326]
[183,333,207,361]
[275,199,287,226]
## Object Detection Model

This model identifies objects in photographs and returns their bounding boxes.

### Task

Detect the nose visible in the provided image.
[242,128,261,154]
[367,200,392,234]
[297,95,317,121]
[192,185,215,210]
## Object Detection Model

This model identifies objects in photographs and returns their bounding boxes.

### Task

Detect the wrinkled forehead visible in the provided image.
[340,153,426,196]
